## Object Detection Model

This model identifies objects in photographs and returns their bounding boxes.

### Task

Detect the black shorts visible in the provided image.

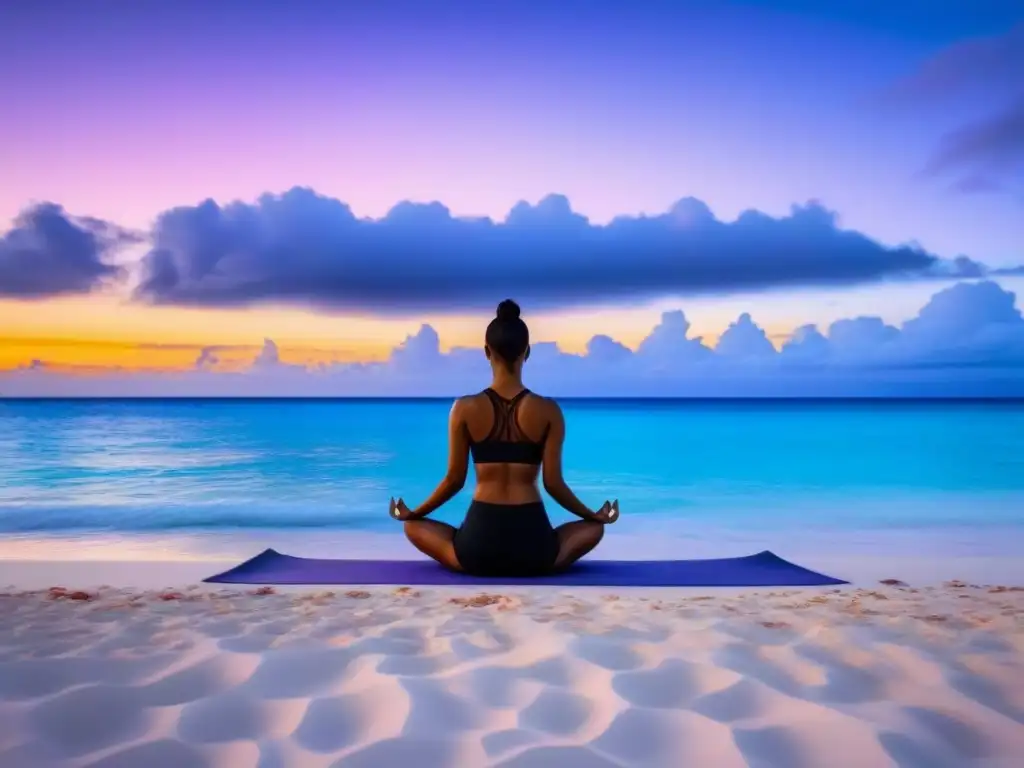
[453,500,559,577]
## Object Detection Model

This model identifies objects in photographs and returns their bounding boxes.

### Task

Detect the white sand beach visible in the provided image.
[2,558,1024,767]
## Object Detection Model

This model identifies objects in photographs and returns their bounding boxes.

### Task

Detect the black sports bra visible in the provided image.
[469,388,547,465]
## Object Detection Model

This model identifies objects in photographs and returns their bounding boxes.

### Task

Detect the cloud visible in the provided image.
[130,187,946,314]
[0,203,137,298]
[892,24,1024,197]
[929,255,988,278]
[5,280,1024,398]
[924,98,1024,185]
[715,313,776,361]
[252,338,281,368]
[821,316,900,361]
[889,24,1024,102]
[778,280,1024,371]
[898,279,1024,364]
[586,334,633,364]
[634,310,712,367]
[194,347,219,371]
[950,174,1007,195]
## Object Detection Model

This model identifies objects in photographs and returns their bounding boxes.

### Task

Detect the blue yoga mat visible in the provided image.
[204,549,846,587]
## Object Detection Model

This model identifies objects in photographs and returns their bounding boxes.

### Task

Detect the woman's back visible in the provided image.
[395,298,614,576]
[463,389,551,505]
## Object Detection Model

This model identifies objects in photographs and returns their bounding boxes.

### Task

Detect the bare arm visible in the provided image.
[541,401,599,522]
[411,399,470,519]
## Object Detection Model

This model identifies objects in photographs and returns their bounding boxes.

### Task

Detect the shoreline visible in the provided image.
[3,555,1024,592]
[3,525,1024,590]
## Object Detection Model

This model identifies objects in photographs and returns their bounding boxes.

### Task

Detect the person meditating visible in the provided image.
[389,299,619,576]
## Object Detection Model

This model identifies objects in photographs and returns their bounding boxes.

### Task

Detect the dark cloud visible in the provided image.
[889,23,1024,101]
[891,24,1024,196]
[929,255,988,279]
[194,347,220,370]
[924,97,1024,181]
[0,203,136,298]
[133,187,941,314]
[949,174,1007,195]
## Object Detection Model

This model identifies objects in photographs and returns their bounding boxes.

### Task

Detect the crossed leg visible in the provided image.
[403,519,462,571]
[553,520,605,571]
[405,518,604,575]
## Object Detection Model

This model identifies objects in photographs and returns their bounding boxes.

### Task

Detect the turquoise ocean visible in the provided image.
[1,399,1022,562]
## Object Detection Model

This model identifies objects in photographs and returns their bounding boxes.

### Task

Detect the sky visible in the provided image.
[1,0,1023,394]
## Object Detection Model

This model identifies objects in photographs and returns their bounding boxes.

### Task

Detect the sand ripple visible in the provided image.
[0,582,1022,766]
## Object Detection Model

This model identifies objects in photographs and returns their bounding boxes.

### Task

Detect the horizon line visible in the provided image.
[3,396,1023,404]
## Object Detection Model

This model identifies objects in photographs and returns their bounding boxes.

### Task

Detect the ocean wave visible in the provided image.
[0,505,396,533]
[2,499,1023,537]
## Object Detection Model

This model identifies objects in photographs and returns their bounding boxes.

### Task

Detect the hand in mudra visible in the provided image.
[593,499,619,524]
[389,497,415,521]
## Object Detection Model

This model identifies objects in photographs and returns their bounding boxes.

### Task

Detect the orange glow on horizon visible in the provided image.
[0,291,810,376]
[0,329,791,375]
[0,336,393,373]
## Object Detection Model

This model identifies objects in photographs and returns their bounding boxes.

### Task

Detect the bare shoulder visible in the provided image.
[452,392,487,419]
[450,395,474,416]
[525,392,562,419]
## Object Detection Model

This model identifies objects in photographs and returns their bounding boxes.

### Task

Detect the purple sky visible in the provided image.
[1,0,1023,393]
[2,0,1021,263]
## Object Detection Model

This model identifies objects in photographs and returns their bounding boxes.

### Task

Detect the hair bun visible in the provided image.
[496,299,521,321]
